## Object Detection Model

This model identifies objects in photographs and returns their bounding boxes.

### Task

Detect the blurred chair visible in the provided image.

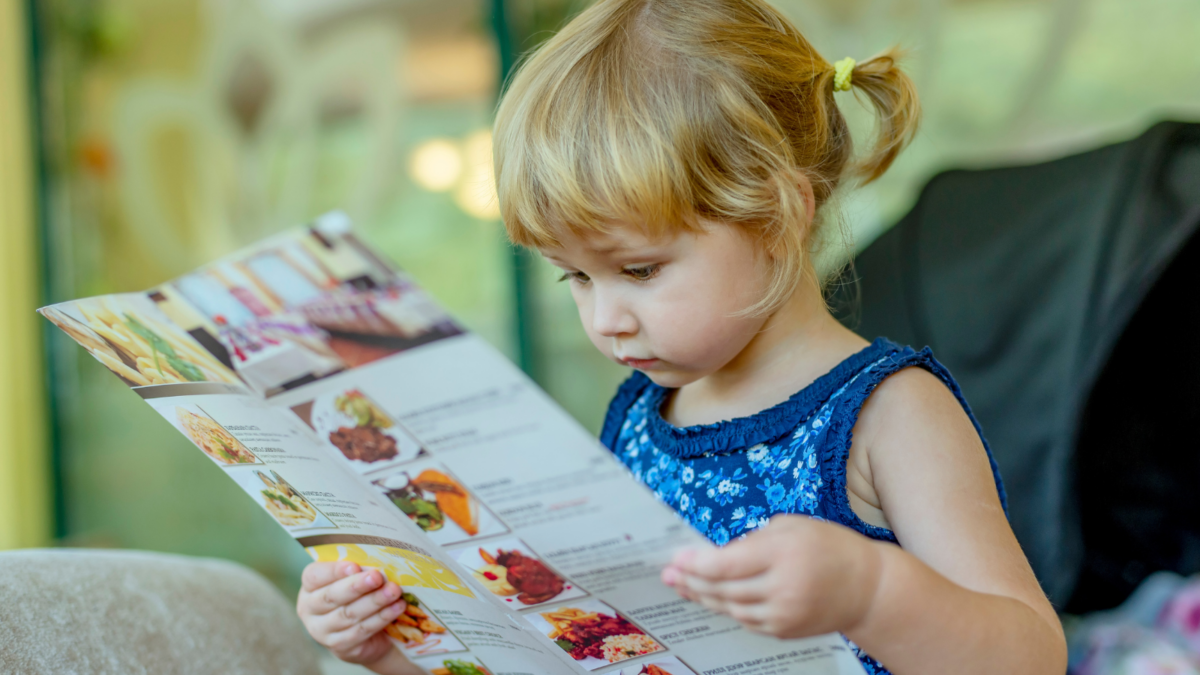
[0,548,323,674]
[838,121,1200,611]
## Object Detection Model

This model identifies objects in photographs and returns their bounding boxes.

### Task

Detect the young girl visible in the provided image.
[296,1,1067,673]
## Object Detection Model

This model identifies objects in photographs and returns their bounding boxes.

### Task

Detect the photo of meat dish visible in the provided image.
[307,388,424,473]
[328,390,399,462]
[534,604,664,667]
[328,425,398,462]
[453,539,585,607]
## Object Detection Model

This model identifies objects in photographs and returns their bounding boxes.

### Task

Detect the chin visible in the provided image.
[637,368,699,389]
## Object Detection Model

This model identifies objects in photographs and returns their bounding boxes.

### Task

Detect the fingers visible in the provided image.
[673,540,771,581]
[323,582,405,633]
[326,600,407,656]
[302,561,361,592]
[672,572,767,604]
[302,568,389,616]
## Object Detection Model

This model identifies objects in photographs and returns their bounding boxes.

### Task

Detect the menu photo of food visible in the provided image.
[40,296,240,388]
[451,538,586,608]
[299,389,424,473]
[413,655,492,675]
[524,599,665,670]
[169,403,261,466]
[372,460,508,546]
[620,656,699,675]
[227,467,335,531]
[385,592,468,658]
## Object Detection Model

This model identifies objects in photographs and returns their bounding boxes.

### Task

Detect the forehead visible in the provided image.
[538,222,678,260]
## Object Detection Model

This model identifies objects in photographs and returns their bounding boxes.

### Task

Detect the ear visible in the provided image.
[794,171,817,231]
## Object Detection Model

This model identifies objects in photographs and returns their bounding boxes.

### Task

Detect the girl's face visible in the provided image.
[539,222,771,389]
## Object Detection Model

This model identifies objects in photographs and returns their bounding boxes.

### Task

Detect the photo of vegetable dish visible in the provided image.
[453,539,584,606]
[40,297,238,387]
[535,604,663,667]
[428,658,492,675]
[256,470,318,527]
[385,469,477,535]
[177,407,259,465]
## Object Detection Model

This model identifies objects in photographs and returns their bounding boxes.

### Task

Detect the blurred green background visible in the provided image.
[10,0,1200,599]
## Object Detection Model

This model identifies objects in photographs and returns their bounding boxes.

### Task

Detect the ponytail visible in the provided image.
[841,49,922,183]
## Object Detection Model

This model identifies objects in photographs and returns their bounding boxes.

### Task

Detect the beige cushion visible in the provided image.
[0,548,322,675]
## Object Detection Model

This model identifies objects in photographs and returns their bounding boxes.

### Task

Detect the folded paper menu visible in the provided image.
[41,212,866,675]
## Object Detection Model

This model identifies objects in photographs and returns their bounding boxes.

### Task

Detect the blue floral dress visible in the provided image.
[599,338,1008,675]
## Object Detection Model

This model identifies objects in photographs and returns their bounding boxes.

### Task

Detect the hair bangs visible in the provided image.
[494,4,708,249]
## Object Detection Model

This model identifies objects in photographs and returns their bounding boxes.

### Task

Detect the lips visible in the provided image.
[619,357,659,369]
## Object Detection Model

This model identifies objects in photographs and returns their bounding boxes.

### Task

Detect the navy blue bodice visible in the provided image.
[600,338,1007,675]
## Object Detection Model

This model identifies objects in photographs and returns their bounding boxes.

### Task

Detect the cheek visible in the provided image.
[645,273,764,367]
[570,289,614,359]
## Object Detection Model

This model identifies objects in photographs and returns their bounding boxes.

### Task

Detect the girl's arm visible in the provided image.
[663,368,1067,675]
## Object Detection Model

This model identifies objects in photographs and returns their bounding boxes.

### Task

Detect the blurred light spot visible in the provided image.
[454,129,500,220]
[409,139,462,192]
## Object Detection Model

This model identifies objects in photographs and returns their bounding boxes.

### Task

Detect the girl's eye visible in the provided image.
[624,264,661,281]
[557,271,590,284]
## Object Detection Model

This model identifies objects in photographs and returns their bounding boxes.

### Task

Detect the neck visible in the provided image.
[667,273,869,426]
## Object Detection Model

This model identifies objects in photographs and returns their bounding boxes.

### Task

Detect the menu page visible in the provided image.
[41,212,867,675]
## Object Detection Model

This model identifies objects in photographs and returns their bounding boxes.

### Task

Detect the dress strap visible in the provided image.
[820,343,1009,541]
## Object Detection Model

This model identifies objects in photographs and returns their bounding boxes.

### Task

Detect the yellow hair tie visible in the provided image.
[833,57,856,92]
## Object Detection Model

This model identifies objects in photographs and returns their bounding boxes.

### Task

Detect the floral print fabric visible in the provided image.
[599,339,1005,675]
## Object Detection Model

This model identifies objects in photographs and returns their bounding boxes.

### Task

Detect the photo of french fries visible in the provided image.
[41,295,240,388]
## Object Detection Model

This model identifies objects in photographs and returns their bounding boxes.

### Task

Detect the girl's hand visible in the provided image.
[296,561,416,674]
[661,515,883,639]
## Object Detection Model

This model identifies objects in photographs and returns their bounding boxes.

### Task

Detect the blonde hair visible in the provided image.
[493,0,920,315]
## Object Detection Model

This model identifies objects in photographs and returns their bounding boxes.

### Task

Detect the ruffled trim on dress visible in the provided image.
[627,339,896,460]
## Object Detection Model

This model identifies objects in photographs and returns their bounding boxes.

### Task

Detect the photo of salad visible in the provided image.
[307,388,424,473]
[384,592,467,657]
[451,538,586,607]
[620,656,699,675]
[373,461,508,545]
[420,657,492,675]
[177,407,260,465]
[525,600,664,670]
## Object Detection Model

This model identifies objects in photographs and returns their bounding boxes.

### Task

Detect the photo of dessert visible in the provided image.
[384,592,467,658]
[451,538,586,607]
[176,406,260,465]
[301,388,424,473]
[40,296,240,388]
[524,599,664,670]
[372,461,508,546]
[620,656,699,675]
[227,467,335,531]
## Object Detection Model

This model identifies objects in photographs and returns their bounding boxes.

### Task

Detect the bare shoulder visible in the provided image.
[855,366,987,468]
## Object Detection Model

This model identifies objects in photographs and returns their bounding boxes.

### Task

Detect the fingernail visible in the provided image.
[338,562,358,577]
[661,567,680,585]
[386,601,404,617]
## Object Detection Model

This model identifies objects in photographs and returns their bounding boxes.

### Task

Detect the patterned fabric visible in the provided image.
[599,338,1007,675]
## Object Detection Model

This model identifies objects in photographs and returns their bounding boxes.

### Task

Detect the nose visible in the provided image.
[590,286,638,338]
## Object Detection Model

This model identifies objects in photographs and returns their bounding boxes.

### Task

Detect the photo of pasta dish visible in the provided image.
[177,408,259,465]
